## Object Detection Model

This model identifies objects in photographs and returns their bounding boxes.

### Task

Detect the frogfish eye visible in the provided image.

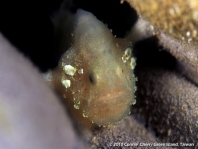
[89,72,97,85]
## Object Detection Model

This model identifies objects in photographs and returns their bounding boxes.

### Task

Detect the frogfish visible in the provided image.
[46,8,137,128]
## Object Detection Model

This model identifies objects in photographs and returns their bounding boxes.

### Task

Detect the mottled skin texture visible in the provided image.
[51,9,136,128]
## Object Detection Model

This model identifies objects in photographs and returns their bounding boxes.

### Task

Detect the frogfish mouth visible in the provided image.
[48,9,137,127]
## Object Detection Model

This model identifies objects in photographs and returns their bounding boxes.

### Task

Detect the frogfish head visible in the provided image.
[51,9,136,126]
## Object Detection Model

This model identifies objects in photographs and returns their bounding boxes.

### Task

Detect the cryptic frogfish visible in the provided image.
[47,8,137,127]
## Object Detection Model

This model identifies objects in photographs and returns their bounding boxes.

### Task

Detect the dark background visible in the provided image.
[0,0,137,72]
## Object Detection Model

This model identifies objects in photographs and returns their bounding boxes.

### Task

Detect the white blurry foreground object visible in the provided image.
[0,33,84,149]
